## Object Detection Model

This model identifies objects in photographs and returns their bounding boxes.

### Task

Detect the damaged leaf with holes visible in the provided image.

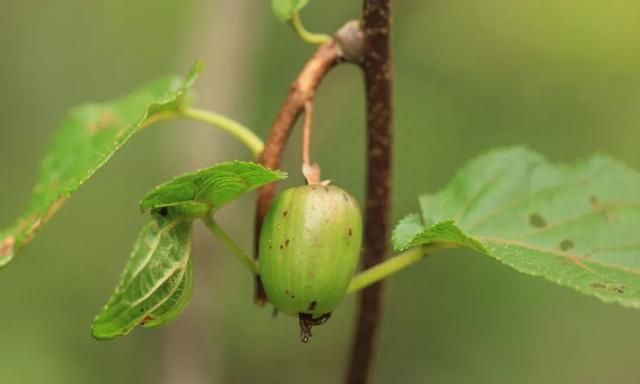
[91,208,194,340]
[0,63,202,268]
[394,147,640,308]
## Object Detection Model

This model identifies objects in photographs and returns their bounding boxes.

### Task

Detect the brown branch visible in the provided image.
[253,22,365,304]
[346,1,394,383]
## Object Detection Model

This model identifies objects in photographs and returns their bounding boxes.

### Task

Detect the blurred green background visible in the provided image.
[1,1,639,383]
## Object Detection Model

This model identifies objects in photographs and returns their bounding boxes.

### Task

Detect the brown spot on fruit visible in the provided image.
[529,213,547,228]
[282,210,289,218]
[348,228,353,237]
[560,239,574,251]
[285,239,290,247]
[308,301,318,311]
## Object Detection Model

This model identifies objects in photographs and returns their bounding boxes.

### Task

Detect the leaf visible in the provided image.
[141,258,193,329]
[271,0,310,22]
[91,208,193,340]
[392,214,485,253]
[0,63,202,268]
[394,147,640,308]
[140,161,287,214]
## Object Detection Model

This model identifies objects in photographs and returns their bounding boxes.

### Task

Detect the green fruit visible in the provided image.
[258,184,362,318]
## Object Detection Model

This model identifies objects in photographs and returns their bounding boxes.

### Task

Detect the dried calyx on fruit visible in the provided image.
[258,182,362,342]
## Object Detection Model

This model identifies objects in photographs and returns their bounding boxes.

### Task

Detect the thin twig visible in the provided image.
[346,0,394,383]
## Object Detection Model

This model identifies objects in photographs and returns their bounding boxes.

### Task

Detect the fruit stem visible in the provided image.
[302,100,313,166]
[180,107,264,158]
[290,12,333,45]
[203,215,258,275]
[301,101,322,185]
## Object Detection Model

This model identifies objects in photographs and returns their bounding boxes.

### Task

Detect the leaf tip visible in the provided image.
[187,60,204,82]
[90,318,117,341]
[391,213,424,252]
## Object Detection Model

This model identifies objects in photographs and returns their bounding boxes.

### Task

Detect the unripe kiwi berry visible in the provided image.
[258,184,362,339]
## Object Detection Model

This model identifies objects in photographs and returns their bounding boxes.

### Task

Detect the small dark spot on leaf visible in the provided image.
[529,213,547,228]
[308,301,317,311]
[589,282,625,294]
[560,239,574,251]
[158,207,169,217]
[139,315,155,326]
[609,285,625,294]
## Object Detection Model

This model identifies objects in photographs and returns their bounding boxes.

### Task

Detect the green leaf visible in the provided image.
[141,258,194,329]
[271,0,310,22]
[91,208,194,340]
[0,63,202,268]
[140,161,287,215]
[392,213,485,253]
[395,147,640,308]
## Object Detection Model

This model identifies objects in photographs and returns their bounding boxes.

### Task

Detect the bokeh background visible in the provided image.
[1,1,639,383]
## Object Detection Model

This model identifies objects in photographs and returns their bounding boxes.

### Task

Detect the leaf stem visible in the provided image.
[347,246,426,294]
[180,107,264,158]
[290,12,333,45]
[203,216,258,275]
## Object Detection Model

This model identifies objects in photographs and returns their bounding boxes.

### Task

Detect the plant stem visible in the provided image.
[203,215,258,275]
[180,107,264,158]
[346,0,394,383]
[347,247,425,294]
[290,12,333,45]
